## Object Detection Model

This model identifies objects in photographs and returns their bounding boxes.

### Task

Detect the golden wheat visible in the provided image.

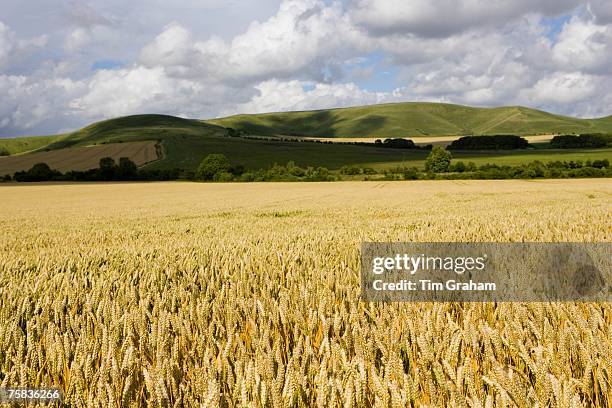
[0,180,610,407]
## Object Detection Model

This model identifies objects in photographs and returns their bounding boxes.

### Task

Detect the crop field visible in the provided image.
[0,141,159,176]
[0,180,610,407]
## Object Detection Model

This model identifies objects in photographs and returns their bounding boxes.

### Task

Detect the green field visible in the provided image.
[0,134,66,155]
[209,102,612,138]
[0,105,611,174]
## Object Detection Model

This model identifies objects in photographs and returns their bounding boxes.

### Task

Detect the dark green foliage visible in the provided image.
[550,134,609,148]
[116,157,138,180]
[448,135,529,150]
[340,165,362,175]
[381,138,417,149]
[450,161,466,172]
[403,167,419,180]
[14,163,62,181]
[425,146,452,172]
[0,147,9,156]
[99,157,117,180]
[196,154,231,180]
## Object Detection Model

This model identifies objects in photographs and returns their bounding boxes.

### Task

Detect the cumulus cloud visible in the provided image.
[140,0,367,84]
[349,0,581,37]
[234,79,402,114]
[1,0,612,136]
[552,17,612,74]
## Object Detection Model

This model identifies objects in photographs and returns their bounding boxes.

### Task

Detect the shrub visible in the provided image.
[382,138,417,149]
[550,134,608,148]
[115,157,138,180]
[450,161,466,172]
[448,135,529,150]
[362,167,377,175]
[0,147,9,156]
[340,165,362,175]
[14,162,61,182]
[99,157,117,180]
[425,146,452,173]
[591,159,609,169]
[403,167,419,180]
[197,154,231,180]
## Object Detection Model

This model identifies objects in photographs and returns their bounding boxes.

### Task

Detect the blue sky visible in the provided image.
[1,0,612,136]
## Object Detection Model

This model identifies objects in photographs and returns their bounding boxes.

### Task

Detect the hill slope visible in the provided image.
[208,102,612,138]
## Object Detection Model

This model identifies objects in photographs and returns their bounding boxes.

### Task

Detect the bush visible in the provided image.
[362,167,377,175]
[197,154,231,180]
[14,162,61,182]
[381,138,417,149]
[0,147,9,156]
[403,167,419,180]
[450,161,466,172]
[448,135,529,150]
[214,172,235,182]
[550,134,608,148]
[116,157,138,180]
[591,159,609,169]
[425,146,452,173]
[99,157,117,180]
[340,165,362,175]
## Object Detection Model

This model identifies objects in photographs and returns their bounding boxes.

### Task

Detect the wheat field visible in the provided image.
[0,180,610,407]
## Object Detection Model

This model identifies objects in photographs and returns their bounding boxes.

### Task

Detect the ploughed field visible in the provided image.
[0,180,610,407]
[0,141,158,175]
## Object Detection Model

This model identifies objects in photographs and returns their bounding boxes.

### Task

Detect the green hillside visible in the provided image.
[0,114,423,171]
[208,102,612,138]
[1,105,612,174]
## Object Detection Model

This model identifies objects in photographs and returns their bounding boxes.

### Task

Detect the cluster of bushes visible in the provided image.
[9,157,182,182]
[195,154,335,182]
[373,138,431,149]
[550,134,609,148]
[377,157,610,180]
[448,135,529,150]
[339,165,378,175]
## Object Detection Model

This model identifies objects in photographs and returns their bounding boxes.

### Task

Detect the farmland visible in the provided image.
[0,180,610,406]
[0,102,611,176]
[0,141,159,175]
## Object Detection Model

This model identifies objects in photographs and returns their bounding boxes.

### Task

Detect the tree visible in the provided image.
[197,154,231,180]
[425,146,452,173]
[99,157,117,180]
[116,157,138,180]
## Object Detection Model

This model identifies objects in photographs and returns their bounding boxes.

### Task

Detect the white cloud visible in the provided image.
[234,79,400,114]
[64,28,92,51]
[522,71,597,104]
[552,17,612,73]
[139,0,367,83]
[349,0,581,37]
[1,0,612,136]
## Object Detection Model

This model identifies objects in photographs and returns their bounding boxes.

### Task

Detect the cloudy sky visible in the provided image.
[1,0,612,137]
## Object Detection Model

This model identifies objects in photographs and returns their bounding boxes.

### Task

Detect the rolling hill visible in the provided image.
[208,102,612,138]
[1,103,611,175]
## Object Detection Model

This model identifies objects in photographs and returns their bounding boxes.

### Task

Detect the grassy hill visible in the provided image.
[208,102,612,138]
[1,104,611,175]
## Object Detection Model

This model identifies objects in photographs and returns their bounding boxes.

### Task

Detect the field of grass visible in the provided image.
[0,134,66,155]
[361,147,612,170]
[209,102,612,138]
[0,141,159,175]
[0,180,610,406]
